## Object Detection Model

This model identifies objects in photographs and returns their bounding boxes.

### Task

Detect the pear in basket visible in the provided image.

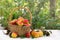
[23,19,31,27]
[23,19,29,24]
[17,21,24,26]
[16,17,24,26]
[18,17,24,22]
[10,19,17,25]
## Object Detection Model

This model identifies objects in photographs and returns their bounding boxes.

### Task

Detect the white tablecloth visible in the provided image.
[0,30,60,40]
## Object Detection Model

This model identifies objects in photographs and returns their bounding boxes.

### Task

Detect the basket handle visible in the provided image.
[8,6,32,24]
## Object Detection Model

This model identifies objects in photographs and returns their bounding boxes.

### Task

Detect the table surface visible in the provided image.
[0,30,60,40]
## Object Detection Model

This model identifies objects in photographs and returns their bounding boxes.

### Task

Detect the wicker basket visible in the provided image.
[7,6,32,36]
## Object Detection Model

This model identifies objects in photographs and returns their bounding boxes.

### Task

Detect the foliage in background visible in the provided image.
[0,0,60,29]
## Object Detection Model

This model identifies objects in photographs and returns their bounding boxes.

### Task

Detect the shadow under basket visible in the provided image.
[7,6,32,36]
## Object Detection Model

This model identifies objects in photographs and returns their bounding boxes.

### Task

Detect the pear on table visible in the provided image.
[11,32,18,38]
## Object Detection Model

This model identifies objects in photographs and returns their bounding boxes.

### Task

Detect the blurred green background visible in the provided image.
[0,0,60,29]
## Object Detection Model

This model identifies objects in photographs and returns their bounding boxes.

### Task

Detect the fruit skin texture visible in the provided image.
[17,21,24,26]
[18,17,24,22]
[16,17,24,26]
[25,32,30,38]
[10,19,17,25]
[23,19,29,24]
[38,30,43,37]
[10,17,31,27]
[31,31,40,38]
[31,30,43,38]
[23,19,31,27]
[11,32,18,38]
